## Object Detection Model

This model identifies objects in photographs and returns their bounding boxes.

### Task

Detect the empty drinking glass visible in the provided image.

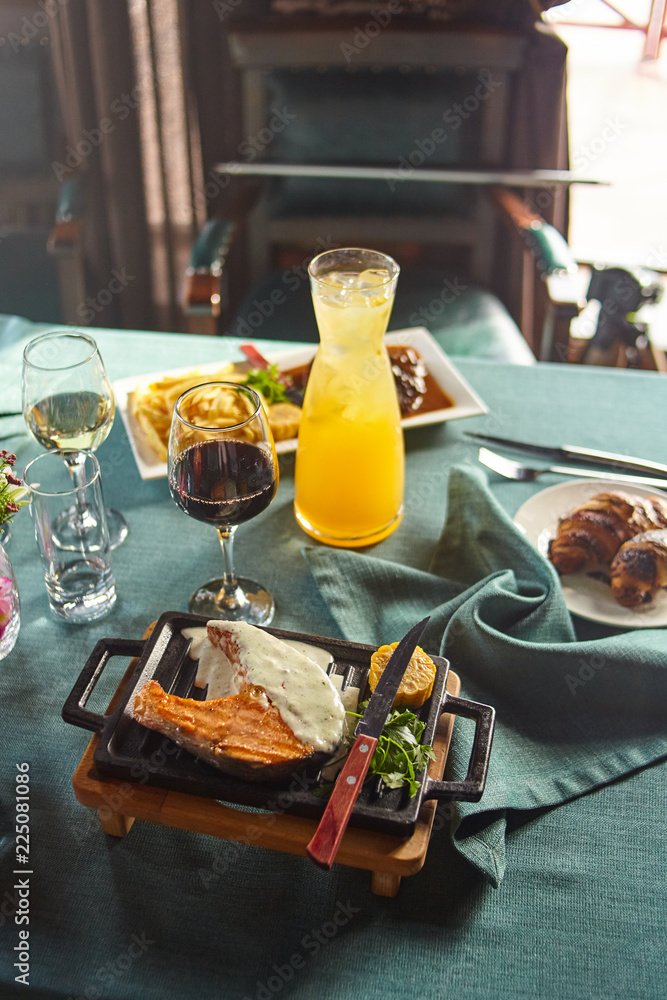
[23,451,116,623]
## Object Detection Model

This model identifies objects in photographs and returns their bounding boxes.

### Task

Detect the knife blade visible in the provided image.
[306,615,431,870]
[464,432,667,479]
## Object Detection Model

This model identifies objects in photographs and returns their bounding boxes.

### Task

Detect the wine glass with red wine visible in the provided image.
[168,381,279,625]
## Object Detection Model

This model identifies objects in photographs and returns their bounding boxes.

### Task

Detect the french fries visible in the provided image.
[128,365,302,462]
[128,365,244,462]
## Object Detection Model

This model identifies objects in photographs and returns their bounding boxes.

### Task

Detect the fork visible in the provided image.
[477,447,667,490]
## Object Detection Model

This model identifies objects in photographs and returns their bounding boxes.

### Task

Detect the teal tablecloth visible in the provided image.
[0,315,666,1000]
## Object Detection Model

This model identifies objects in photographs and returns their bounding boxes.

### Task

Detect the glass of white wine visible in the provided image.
[22,330,128,549]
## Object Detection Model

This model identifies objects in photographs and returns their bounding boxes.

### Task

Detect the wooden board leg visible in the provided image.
[99,810,135,837]
[372,871,402,897]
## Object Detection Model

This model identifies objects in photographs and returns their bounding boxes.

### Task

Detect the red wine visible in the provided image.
[170,439,277,526]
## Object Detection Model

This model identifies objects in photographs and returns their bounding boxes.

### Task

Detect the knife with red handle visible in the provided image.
[306,615,431,870]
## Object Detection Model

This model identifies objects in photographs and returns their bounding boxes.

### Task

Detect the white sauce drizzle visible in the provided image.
[321,675,360,781]
[280,640,334,673]
[183,628,239,699]
[182,626,209,662]
[180,624,344,754]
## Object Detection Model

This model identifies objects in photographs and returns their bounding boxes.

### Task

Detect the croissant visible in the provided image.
[548,492,667,575]
[610,530,667,607]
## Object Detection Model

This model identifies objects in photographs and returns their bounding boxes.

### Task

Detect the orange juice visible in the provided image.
[294,252,404,547]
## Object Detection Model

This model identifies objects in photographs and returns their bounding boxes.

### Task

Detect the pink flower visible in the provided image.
[0,452,28,527]
[0,576,14,633]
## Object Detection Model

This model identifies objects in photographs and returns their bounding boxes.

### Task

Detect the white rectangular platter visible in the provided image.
[113,327,488,481]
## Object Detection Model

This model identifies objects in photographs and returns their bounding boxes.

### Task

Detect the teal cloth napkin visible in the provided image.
[303,466,667,886]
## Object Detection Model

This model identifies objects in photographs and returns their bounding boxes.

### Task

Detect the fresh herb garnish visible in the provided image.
[319,701,436,799]
[243,365,288,405]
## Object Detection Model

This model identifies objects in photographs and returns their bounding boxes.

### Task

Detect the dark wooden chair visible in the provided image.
[183,10,584,363]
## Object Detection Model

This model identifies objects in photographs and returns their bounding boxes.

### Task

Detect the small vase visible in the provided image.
[0,539,20,659]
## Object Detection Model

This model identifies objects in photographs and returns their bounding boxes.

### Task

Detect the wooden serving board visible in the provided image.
[71,625,460,897]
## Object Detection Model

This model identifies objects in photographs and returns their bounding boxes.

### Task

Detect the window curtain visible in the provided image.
[49,0,210,332]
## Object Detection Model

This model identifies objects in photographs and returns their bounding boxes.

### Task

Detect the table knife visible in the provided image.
[464,432,667,479]
[306,615,431,870]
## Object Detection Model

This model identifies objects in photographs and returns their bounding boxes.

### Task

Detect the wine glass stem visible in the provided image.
[64,452,90,530]
[215,525,247,607]
[64,451,87,485]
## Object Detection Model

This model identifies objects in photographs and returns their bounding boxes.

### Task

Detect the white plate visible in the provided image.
[513,479,667,628]
[114,327,488,481]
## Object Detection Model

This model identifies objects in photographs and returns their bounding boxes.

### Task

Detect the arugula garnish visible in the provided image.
[243,365,288,404]
[320,701,436,799]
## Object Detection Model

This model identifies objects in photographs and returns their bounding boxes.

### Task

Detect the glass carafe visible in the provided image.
[294,248,404,547]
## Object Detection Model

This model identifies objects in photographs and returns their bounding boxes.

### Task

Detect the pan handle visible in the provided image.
[61,637,146,733]
[423,694,495,802]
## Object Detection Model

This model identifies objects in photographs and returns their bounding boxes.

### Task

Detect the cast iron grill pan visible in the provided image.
[63,612,494,836]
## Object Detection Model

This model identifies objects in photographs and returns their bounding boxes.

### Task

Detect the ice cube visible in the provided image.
[322,270,357,288]
[355,268,391,289]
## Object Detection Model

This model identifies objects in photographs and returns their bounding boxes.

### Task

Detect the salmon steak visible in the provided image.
[132,680,319,781]
[131,620,345,782]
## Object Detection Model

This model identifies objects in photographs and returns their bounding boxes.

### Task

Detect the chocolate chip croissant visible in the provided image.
[548,492,667,575]
[610,530,667,607]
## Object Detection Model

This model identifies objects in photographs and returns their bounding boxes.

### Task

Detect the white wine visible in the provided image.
[27,391,114,451]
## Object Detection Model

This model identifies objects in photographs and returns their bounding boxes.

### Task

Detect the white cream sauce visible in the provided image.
[320,675,360,781]
[182,626,209,662]
[280,640,334,674]
[183,627,238,699]
[180,623,344,754]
